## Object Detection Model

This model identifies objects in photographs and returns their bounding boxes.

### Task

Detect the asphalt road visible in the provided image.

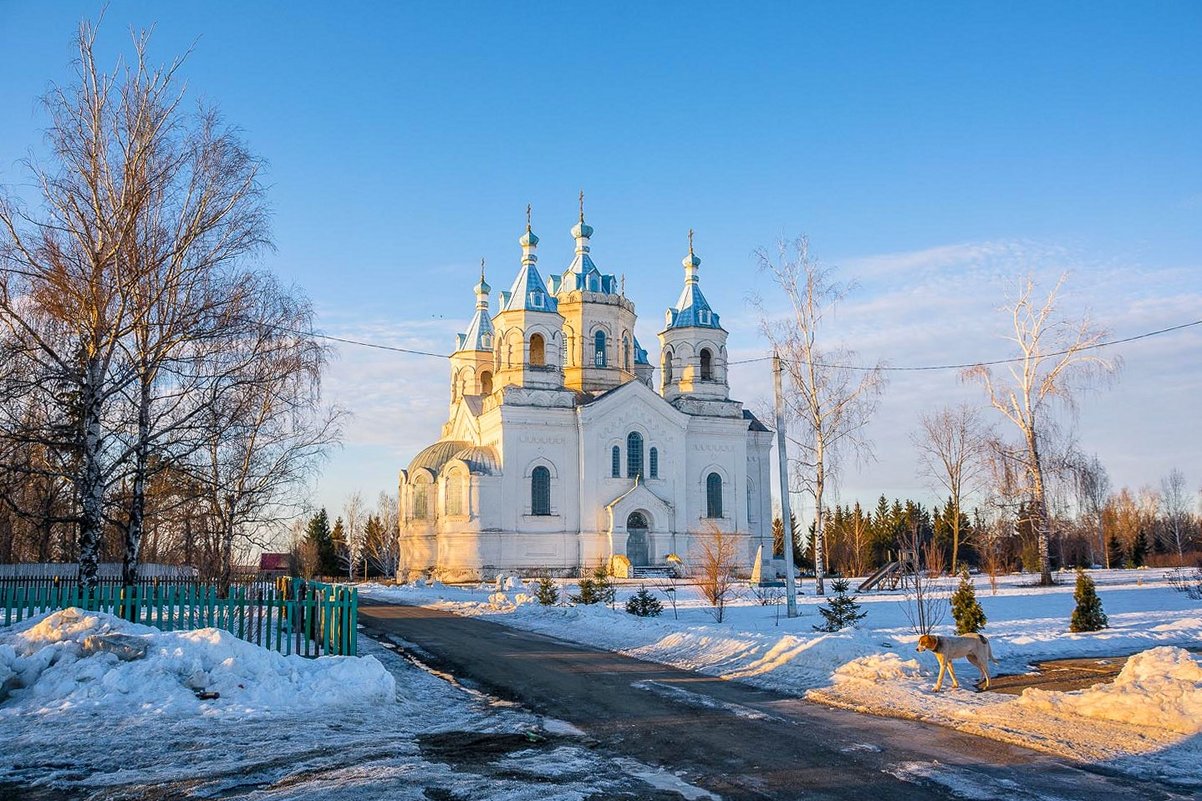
[359,600,1190,801]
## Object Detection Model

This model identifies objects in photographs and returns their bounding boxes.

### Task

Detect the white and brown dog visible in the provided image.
[916,633,997,691]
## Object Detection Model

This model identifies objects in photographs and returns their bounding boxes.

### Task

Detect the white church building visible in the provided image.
[397,204,774,581]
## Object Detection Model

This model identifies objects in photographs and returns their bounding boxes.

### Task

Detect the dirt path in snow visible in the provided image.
[360,599,1188,801]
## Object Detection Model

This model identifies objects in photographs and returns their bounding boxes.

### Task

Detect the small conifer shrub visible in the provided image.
[625,585,663,617]
[569,565,616,606]
[1069,568,1108,632]
[950,567,987,634]
[535,576,560,606]
[813,578,867,632]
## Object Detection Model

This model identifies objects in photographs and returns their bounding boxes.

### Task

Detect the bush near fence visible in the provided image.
[0,577,357,657]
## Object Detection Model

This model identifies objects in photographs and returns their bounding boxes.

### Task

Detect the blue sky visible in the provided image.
[2,2,1200,526]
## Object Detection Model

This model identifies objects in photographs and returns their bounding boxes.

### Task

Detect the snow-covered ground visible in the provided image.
[361,568,1202,786]
[0,607,715,799]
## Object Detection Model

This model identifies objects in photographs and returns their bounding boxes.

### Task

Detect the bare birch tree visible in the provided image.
[912,404,989,573]
[0,21,146,588]
[963,275,1118,585]
[1071,453,1111,568]
[1161,468,1191,565]
[754,236,885,595]
[341,491,367,580]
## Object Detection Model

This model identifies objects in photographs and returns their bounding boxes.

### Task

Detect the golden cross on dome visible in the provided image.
[578,189,585,222]
[480,258,485,283]
[688,228,695,255]
[526,204,532,230]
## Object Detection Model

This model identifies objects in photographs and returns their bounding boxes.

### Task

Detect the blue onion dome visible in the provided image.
[571,218,594,240]
[519,226,539,248]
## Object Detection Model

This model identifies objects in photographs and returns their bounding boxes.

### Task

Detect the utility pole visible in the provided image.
[773,352,798,618]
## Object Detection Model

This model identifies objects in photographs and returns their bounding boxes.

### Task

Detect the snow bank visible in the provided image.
[0,607,394,717]
[1018,646,1202,734]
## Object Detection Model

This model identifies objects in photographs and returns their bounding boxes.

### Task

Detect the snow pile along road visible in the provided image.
[0,607,394,717]
[1018,646,1202,734]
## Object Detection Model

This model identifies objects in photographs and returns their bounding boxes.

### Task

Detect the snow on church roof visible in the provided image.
[665,232,722,330]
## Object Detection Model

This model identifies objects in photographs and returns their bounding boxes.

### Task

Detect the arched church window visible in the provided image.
[626,432,643,479]
[700,348,713,380]
[529,333,546,366]
[623,336,631,370]
[662,349,673,387]
[446,474,465,516]
[594,331,607,367]
[531,466,551,516]
[706,472,723,518]
[649,447,659,479]
[611,446,621,478]
[479,370,493,396]
[413,485,428,520]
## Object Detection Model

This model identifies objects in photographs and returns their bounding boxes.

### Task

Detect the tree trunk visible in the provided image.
[951,499,961,574]
[122,373,152,589]
[77,361,106,591]
[813,447,826,596]
[1025,427,1053,585]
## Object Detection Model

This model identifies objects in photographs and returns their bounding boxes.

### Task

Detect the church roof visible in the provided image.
[456,260,494,352]
[408,440,500,476]
[633,336,650,366]
[664,233,722,330]
[557,200,618,295]
[500,262,558,313]
[743,409,771,433]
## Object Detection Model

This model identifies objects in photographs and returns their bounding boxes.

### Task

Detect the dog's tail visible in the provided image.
[981,633,999,664]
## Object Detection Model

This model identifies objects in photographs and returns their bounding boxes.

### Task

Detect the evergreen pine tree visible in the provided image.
[569,564,615,605]
[1131,528,1149,567]
[1069,568,1108,632]
[305,508,338,577]
[813,579,867,632]
[1107,532,1125,570]
[950,567,987,634]
[625,585,663,617]
[534,576,560,606]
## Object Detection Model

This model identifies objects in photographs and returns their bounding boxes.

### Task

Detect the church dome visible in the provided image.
[407,440,471,475]
[451,445,500,475]
[407,440,499,476]
[571,219,594,240]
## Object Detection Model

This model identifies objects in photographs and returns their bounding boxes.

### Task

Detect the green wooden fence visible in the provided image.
[0,578,358,657]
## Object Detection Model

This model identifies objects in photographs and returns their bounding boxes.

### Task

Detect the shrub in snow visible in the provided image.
[950,567,987,634]
[1167,567,1202,601]
[625,585,663,618]
[488,591,512,609]
[534,577,560,606]
[570,565,615,606]
[1069,568,1108,632]
[813,579,867,632]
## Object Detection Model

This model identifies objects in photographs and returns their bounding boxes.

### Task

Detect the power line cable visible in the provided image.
[725,318,1202,372]
[292,316,1201,372]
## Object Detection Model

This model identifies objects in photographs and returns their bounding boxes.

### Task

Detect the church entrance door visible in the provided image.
[625,511,649,566]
